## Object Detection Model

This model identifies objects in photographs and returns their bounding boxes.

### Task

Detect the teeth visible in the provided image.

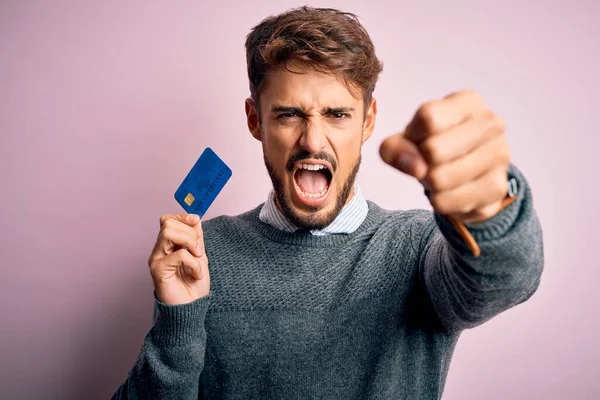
[300,163,326,171]
[298,186,328,198]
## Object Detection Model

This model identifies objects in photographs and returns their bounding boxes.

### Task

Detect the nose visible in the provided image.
[298,120,327,154]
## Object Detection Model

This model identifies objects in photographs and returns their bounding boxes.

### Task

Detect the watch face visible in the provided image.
[508,177,518,197]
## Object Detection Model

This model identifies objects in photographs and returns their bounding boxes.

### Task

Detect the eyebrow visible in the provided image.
[271,106,355,114]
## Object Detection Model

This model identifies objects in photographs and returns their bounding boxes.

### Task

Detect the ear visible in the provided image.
[245,98,262,142]
[361,98,377,144]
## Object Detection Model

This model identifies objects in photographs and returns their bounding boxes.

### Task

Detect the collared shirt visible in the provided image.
[258,184,369,235]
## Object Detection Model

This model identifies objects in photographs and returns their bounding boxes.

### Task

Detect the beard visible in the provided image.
[263,144,361,231]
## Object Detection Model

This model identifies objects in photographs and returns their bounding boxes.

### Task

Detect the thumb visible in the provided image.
[173,213,204,244]
[379,133,428,180]
[181,213,204,244]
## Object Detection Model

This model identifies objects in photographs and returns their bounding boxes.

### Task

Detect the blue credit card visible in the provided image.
[174,147,232,217]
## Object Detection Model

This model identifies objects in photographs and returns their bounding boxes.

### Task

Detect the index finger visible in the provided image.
[404,90,486,144]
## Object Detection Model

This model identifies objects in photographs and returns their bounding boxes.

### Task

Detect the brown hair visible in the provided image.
[245,6,383,114]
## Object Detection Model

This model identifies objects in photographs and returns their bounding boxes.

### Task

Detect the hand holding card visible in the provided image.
[148,213,211,305]
[147,148,232,305]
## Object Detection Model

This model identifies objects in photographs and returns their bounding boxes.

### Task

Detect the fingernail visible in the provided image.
[398,153,414,172]
[187,214,198,223]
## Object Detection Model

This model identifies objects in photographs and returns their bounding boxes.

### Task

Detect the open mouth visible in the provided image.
[292,161,333,201]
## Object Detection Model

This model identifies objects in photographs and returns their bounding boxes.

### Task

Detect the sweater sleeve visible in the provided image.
[111,291,212,399]
[417,163,544,333]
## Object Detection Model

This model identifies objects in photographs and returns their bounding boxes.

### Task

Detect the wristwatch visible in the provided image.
[444,172,519,257]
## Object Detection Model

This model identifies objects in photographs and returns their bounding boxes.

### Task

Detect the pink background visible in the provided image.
[1,1,597,399]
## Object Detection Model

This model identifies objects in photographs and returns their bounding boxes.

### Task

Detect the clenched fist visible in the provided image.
[147,213,210,305]
[379,90,511,225]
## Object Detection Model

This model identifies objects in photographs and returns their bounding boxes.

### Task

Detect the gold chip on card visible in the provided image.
[184,192,195,206]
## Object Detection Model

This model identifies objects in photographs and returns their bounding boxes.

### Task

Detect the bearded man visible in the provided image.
[113,6,544,400]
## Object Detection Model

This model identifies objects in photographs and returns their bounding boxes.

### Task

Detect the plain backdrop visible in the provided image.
[1,1,598,399]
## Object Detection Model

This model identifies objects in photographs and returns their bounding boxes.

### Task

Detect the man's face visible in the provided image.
[245,66,377,230]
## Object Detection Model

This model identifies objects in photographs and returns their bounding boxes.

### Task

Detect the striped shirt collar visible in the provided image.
[258,184,369,235]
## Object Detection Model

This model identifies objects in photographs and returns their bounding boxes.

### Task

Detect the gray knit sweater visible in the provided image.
[112,163,544,399]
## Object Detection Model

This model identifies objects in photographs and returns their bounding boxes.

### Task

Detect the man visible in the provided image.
[113,6,544,399]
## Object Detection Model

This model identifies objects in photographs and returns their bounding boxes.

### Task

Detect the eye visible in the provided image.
[277,113,299,119]
[331,113,350,120]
